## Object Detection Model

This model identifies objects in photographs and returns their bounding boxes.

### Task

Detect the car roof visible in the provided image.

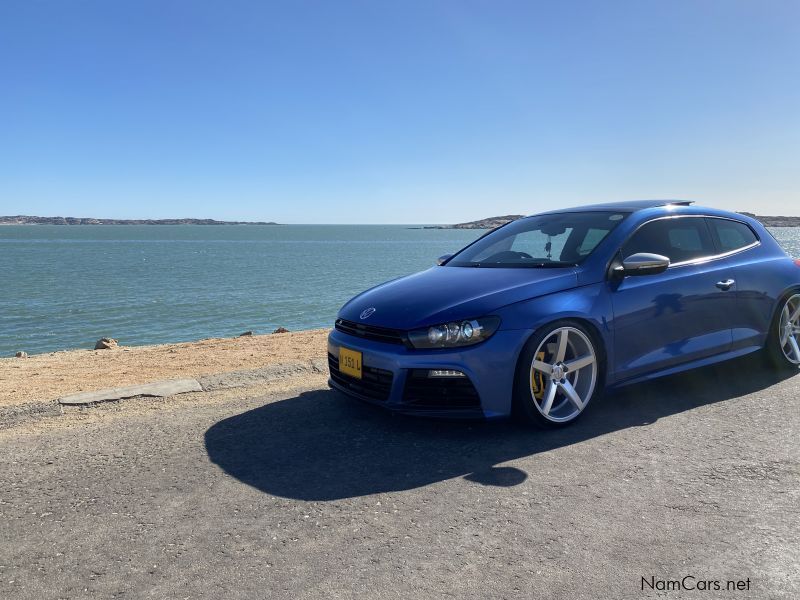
[534,199,694,215]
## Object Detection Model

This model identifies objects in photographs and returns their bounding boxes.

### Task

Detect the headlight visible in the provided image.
[408,316,501,349]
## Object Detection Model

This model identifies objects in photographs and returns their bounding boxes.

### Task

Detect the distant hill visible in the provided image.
[0,215,279,225]
[437,212,800,230]
[447,215,526,229]
[418,215,525,230]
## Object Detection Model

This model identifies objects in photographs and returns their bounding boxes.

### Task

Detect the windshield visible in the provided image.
[446,211,628,268]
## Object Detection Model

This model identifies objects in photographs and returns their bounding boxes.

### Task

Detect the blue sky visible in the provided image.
[1,1,798,223]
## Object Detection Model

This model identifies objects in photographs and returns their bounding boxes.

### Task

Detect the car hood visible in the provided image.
[338,266,578,330]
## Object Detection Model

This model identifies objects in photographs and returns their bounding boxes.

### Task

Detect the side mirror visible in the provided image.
[437,254,453,266]
[620,253,670,276]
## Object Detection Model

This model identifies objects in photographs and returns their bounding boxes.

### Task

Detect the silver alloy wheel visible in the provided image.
[529,326,598,423]
[779,293,800,365]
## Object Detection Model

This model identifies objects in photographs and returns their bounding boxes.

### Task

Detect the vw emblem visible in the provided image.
[359,307,376,320]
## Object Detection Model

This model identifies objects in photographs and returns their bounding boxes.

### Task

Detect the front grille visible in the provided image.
[335,319,407,346]
[402,369,481,410]
[328,353,394,402]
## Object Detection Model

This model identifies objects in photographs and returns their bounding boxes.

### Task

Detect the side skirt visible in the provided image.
[608,345,764,389]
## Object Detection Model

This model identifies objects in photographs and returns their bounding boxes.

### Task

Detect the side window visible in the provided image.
[706,218,758,253]
[623,218,716,264]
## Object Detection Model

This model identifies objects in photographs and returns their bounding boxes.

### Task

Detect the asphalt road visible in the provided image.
[1,357,798,599]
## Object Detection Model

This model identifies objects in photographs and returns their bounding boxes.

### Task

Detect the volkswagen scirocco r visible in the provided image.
[328,200,800,426]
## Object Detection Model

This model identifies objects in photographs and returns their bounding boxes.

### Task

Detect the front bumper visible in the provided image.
[327,327,530,419]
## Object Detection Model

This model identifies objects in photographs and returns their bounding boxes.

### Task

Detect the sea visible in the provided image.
[2,225,799,356]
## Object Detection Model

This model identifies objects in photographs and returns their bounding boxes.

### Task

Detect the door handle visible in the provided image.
[715,279,735,291]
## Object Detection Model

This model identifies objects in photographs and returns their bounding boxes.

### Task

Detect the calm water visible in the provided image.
[1,225,482,355]
[2,225,799,356]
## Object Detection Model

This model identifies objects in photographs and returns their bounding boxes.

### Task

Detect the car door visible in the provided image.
[704,217,769,351]
[610,216,737,381]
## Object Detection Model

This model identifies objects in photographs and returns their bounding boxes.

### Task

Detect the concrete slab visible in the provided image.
[59,379,203,405]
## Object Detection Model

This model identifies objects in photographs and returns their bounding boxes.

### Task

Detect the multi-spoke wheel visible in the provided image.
[514,321,602,427]
[766,292,800,369]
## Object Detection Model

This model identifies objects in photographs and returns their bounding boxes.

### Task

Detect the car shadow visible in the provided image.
[204,356,795,501]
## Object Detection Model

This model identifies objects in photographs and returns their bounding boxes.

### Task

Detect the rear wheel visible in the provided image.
[514,321,602,427]
[765,292,800,370]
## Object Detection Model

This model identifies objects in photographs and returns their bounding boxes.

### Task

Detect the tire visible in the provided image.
[513,319,604,428]
[764,291,800,371]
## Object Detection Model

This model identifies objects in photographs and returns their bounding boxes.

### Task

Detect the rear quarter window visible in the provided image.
[706,218,758,252]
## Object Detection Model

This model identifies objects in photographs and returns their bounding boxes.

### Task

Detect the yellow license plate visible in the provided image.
[339,347,363,379]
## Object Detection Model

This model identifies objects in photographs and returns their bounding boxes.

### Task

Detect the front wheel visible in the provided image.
[765,292,800,370]
[514,321,603,428]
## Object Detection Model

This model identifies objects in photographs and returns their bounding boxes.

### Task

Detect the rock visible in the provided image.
[15,351,28,358]
[94,337,118,350]
[272,327,289,334]
[238,331,253,337]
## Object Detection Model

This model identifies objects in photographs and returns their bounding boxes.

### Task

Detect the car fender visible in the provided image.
[494,282,616,381]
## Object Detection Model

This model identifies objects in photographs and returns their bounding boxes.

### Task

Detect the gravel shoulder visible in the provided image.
[0,329,329,407]
[0,356,798,599]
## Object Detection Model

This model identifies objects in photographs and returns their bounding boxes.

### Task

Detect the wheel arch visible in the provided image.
[764,285,800,368]
[767,284,800,342]
[512,315,609,390]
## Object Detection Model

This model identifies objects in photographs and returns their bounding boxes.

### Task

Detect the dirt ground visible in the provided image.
[0,329,329,406]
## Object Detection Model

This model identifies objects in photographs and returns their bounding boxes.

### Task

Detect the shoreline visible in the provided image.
[0,329,330,408]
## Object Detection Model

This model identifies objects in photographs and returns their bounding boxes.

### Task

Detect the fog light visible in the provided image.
[428,369,465,378]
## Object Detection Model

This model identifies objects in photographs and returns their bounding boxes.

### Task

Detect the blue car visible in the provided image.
[328,200,800,426]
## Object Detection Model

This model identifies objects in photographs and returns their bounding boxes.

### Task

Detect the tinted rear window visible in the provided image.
[706,218,758,253]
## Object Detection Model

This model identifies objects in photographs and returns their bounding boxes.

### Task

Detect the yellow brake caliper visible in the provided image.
[530,351,546,399]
